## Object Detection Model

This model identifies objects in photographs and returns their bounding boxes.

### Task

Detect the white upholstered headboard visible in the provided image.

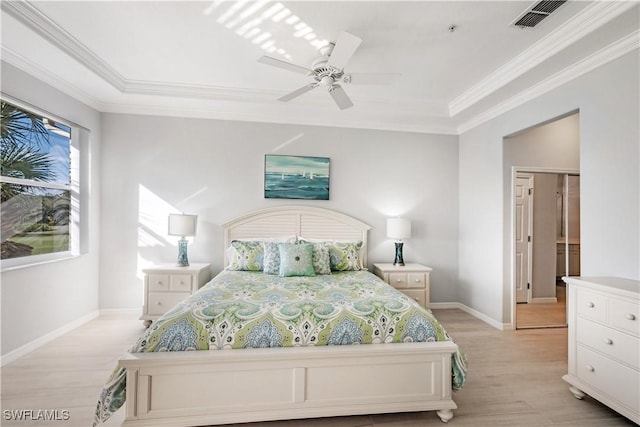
[222,206,371,266]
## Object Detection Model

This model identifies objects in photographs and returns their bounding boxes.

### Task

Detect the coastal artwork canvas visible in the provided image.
[264,155,330,200]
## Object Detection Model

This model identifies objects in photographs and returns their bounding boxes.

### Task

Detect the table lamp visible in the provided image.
[168,213,197,267]
[386,217,411,266]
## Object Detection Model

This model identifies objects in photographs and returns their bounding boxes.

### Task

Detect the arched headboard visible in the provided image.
[223,206,372,265]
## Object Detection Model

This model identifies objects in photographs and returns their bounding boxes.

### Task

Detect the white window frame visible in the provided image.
[1,95,86,271]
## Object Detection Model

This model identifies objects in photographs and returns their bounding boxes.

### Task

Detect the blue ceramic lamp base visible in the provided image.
[176,238,190,267]
[393,242,405,266]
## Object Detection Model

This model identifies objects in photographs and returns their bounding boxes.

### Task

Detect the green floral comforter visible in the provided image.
[94,270,467,425]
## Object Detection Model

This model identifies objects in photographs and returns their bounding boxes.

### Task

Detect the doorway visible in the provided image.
[513,171,580,329]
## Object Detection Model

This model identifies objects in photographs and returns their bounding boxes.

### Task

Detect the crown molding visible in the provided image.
[457,30,640,134]
[1,0,126,91]
[449,1,638,117]
[1,46,106,111]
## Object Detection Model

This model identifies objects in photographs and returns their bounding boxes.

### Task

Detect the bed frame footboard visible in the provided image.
[119,341,458,426]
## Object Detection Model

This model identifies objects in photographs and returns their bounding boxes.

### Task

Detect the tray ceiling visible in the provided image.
[1,1,638,134]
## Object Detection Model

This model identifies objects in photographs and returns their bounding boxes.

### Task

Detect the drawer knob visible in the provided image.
[156,301,162,306]
[604,338,613,345]
[414,279,421,283]
[626,314,637,321]
[585,365,595,372]
[396,279,402,283]
[586,302,595,308]
[156,281,163,285]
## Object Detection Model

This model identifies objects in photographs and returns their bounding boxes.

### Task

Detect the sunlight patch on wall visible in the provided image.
[137,185,180,275]
[203,0,328,60]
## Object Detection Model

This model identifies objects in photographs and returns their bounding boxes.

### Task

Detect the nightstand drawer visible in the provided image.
[407,273,425,288]
[402,289,426,307]
[148,274,170,291]
[170,275,192,292]
[389,273,408,288]
[148,292,190,315]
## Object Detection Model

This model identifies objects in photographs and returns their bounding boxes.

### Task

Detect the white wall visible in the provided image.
[459,50,639,325]
[99,114,459,309]
[0,62,102,357]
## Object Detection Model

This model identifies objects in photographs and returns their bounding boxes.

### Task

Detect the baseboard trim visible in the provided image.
[0,310,99,366]
[430,302,512,331]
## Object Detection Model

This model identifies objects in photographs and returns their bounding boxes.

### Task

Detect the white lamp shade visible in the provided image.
[168,214,198,237]
[386,217,411,240]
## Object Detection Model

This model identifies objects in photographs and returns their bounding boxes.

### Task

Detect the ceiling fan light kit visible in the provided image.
[259,31,400,110]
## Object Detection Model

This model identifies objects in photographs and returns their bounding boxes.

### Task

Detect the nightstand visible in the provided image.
[372,263,432,308]
[140,263,211,327]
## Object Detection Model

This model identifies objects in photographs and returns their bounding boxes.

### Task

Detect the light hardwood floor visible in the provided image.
[1,309,635,427]
[516,286,567,329]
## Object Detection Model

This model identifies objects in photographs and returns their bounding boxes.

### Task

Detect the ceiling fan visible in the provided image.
[258,31,400,110]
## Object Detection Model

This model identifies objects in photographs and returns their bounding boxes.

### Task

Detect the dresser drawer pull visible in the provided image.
[395,279,402,283]
[156,301,162,306]
[585,302,595,308]
[585,365,595,372]
[626,313,636,320]
[603,338,613,345]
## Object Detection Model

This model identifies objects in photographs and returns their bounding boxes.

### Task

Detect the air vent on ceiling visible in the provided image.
[512,1,567,28]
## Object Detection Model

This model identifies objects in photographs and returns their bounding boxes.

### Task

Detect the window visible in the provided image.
[1,99,79,267]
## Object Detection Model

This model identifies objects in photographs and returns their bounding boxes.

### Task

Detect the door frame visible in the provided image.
[510,167,579,330]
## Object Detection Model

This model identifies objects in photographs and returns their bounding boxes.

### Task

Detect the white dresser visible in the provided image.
[563,276,639,424]
[372,263,432,308]
[141,263,211,327]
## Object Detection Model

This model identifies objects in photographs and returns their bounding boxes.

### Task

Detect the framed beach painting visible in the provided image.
[264,155,330,200]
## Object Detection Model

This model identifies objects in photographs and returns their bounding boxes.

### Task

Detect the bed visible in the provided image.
[95,206,466,426]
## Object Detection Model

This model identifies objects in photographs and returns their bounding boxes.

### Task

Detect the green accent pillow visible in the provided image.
[227,240,264,271]
[298,240,332,275]
[328,241,363,271]
[278,243,316,277]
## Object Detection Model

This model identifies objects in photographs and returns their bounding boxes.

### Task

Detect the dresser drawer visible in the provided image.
[577,317,640,368]
[610,298,640,337]
[577,345,640,412]
[148,274,170,291]
[170,274,193,292]
[576,289,607,323]
[147,292,190,315]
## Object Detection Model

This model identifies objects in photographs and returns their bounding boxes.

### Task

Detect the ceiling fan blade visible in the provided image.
[343,73,401,85]
[328,85,353,110]
[258,56,311,75]
[278,83,319,102]
[326,31,362,71]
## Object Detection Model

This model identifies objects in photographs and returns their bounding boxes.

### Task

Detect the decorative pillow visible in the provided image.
[327,241,363,271]
[262,241,281,275]
[278,243,316,277]
[226,240,264,271]
[298,240,332,275]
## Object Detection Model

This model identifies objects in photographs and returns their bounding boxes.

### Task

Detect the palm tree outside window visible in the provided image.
[1,100,72,261]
